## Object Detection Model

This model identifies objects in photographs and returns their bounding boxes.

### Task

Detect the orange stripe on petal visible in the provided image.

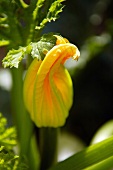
[53,65,73,111]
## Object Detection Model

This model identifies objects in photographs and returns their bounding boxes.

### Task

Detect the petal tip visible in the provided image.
[73,47,80,61]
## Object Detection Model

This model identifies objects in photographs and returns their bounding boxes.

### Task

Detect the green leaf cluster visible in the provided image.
[50,135,113,170]
[0,113,28,169]
[2,33,57,68]
[0,0,64,47]
[35,0,65,30]
[0,146,29,170]
[0,113,17,149]
[0,146,19,170]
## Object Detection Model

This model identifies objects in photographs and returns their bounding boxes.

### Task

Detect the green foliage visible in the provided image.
[0,146,29,170]
[84,156,113,170]
[2,33,57,68]
[35,0,65,30]
[2,47,28,68]
[0,113,17,149]
[32,0,46,21]
[0,113,28,170]
[0,0,64,46]
[18,0,29,8]
[50,135,113,170]
[31,33,57,60]
[0,146,19,170]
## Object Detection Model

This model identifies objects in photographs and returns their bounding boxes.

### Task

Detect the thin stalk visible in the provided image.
[10,47,41,169]
[28,134,41,170]
[39,128,59,170]
[11,64,34,167]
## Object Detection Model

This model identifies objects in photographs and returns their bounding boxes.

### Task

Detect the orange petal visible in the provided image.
[33,65,73,127]
[53,65,73,111]
[23,58,42,119]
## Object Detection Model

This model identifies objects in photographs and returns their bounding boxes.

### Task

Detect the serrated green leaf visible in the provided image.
[0,114,28,169]
[2,47,28,68]
[0,127,17,147]
[35,0,65,30]
[33,0,46,20]
[48,0,65,19]
[2,33,57,68]
[0,113,17,149]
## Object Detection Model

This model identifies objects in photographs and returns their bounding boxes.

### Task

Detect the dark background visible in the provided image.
[43,0,113,145]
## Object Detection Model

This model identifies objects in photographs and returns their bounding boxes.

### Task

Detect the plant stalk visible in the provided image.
[39,127,59,170]
[11,65,35,168]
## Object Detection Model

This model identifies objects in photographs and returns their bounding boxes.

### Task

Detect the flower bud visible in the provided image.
[23,35,80,127]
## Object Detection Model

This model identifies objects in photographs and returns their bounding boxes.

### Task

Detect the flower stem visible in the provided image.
[39,127,59,170]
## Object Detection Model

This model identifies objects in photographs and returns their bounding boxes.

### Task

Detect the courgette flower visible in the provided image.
[23,35,80,127]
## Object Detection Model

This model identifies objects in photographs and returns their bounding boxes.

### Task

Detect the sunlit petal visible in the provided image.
[53,65,73,111]
[23,58,42,119]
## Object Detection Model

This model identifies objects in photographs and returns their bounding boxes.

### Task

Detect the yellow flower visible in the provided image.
[23,35,80,127]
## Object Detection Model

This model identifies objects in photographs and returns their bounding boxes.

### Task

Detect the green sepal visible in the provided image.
[31,33,57,60]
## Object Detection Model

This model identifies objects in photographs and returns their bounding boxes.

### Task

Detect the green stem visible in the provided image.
[26,21,36,45]
[39,128,59,170]
[11,65,34,163]
[29,134,41,170]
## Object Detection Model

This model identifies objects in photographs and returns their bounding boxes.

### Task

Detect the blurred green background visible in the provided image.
[0,0,113,147]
